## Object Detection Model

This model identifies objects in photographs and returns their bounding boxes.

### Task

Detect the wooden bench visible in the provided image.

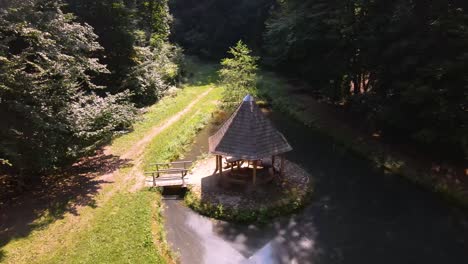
[144,161,192,187]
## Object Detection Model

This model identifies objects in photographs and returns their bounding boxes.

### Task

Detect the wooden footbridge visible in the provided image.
[144,161,192,187]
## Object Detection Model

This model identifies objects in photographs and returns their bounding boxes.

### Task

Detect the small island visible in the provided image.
[184,95,312,223]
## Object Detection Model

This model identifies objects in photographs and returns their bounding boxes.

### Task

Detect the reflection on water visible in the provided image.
[163,110,468,264]
[163,200,319,264]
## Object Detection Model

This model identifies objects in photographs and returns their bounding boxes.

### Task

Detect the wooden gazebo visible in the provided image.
[209,95,292,185]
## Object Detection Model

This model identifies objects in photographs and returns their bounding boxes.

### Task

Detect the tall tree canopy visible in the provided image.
[64,0,182,105]
[169,0,275,58]
[0,0,136,178]
[264,0,468,160]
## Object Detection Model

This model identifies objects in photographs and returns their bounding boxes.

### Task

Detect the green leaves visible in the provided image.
[264,0,468,160]
[219,40,258,109]
[0,1,136,174]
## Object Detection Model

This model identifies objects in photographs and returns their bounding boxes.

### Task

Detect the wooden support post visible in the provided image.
[253,160,257,185]
[219,155,223,177]
[272,155,276,173]
[280,156,285,177]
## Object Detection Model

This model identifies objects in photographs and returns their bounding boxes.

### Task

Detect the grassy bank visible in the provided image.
[142,84,222,170]
[0,59,221,264]
[256,70,468,209]
[44,190,171,264]
[111,60,218,156]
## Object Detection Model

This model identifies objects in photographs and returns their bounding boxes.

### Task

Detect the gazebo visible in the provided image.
[209,94,292,185]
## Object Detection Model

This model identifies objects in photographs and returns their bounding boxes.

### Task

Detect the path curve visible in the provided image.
[0,87,215,263]
[111,87,214,192]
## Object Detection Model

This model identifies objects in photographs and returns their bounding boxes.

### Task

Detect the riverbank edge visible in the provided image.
[184,185,313,224]
[256,79,468,210]
[183,157,314,224]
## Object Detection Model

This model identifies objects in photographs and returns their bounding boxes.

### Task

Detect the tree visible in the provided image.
[263,0,468,160]
[169,0,275,58]
[123,43,183,106]
[0,0,136,183]
[64,0,181,106]
[219,40,258,110]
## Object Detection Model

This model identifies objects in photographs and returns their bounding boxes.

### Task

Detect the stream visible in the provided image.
[162,110,468,264]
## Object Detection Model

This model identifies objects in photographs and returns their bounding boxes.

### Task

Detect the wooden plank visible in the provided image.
[145,169,188,174]
[145,160,192,187]
[156,176,185,181]
[168,161,192,164]
[149,161,192,166]
[280,156,285,176]
[219,155,223,177]
[253,160,257,185]
[155,179,185,187]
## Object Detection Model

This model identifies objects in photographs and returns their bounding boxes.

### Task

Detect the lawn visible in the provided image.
[0,58,222,264]
[45,190,171,264]
[142,84,222,170]
[111,59,219,156]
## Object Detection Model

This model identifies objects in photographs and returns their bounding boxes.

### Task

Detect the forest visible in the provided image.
[1,0,466,187]
[1,0,182,186]
[1,0,468,263]
[171,0,468,162]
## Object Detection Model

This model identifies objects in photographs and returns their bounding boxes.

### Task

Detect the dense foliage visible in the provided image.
[1,0,466,184]
[0,0,184,183]
[169,0,275,58]
[219,41,258,110]
[64,0,183,106]
[170,0,468,160]
[0,0,137,178]
[263,0,468,160]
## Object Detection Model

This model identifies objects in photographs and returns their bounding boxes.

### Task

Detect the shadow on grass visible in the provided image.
[0,149,131,250]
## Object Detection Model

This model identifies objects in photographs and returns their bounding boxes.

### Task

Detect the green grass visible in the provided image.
[142,82,223,170]
[1,58,222,264]
[111,58,218,156]
[46,190,170,264]
[256,71,312,125]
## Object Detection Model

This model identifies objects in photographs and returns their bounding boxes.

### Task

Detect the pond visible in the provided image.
[162,110,468,264]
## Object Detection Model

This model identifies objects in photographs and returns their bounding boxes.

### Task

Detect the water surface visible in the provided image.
[162,111,468,264]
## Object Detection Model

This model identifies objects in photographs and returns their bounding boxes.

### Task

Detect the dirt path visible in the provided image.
[117,87,213,192]
[0,87,213,259]
[98,87,215,196]
[116,87,213,161]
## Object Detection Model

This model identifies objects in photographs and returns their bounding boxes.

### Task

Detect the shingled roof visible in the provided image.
[209,95,292,159]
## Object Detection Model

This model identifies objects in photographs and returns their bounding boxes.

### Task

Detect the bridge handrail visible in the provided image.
[145,160,193,187]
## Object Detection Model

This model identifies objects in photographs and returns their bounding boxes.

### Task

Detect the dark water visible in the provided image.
[162,111,468,264]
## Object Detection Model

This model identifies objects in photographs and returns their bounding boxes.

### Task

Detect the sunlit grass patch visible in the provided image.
[46,189,172,264]
[111,57,219,157]
[142,86,223,170]
[0,58,221,264]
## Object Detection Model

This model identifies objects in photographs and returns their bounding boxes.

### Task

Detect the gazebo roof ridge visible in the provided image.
[209,94,292,160]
